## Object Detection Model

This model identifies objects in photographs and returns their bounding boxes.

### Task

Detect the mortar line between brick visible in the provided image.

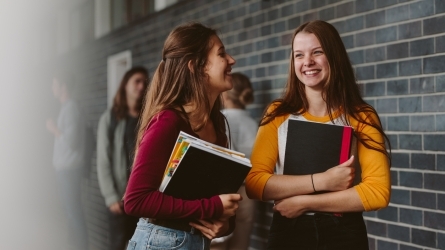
[367,234,440,250]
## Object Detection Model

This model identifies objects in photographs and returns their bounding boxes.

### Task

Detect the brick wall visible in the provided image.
[65,0,445,249]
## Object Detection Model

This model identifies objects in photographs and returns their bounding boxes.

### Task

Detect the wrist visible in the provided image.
[298,195,312,213]
[313,173,325,191]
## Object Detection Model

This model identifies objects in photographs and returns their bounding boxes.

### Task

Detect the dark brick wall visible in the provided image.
[65,0,445,249]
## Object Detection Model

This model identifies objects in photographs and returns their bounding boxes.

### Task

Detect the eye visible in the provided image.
[314,50,324,55]
[294,53,303,58]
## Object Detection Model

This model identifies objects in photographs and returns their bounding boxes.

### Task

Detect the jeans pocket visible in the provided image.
[147,228,186,249]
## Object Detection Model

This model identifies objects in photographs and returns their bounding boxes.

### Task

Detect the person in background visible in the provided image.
[46,71,89,250]
[123,22,242,250]
[246,20,391,249]
[211,72,257,250]
[96,66,148,250]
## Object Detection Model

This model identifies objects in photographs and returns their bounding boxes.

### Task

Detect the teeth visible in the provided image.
[304,70,319,75]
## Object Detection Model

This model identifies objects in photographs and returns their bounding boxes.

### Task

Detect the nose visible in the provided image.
[227,54,236,66]
[137,81,145,90]
[303,55,314,67]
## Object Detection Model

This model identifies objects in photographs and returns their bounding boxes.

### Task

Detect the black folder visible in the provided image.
[284,119,354,175]
[160,132,251,200]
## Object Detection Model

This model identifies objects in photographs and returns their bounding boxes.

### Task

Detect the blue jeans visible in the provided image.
[267,212,368,250]
[127,218,211,250]
[55,168,89,250]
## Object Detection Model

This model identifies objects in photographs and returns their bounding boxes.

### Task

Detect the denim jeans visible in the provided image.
[55,168,89,250]
[267,212,368,250]
[127,218,211,250]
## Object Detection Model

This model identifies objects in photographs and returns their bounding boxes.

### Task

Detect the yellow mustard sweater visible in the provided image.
[245,107,391,211]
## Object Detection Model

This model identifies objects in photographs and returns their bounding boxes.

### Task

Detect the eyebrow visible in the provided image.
[293,46,323,53]
[217,46,225,52]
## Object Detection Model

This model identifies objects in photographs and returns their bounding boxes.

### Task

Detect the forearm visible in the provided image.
[124,187,223,219]
[97,163,119,206]
[304,188,364,213]
[96,149,120,205]
[262,170,344,201]
[96,114,117,205]
[263,174,314,201]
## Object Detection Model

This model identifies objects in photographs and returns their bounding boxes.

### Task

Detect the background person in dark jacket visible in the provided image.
[96,66,148,250]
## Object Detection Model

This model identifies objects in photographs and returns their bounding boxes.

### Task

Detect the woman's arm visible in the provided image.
[264,156,355,201]
[246,114,309,201]
[274,188,364,218]
[189,216,236,239]
[124,110,224,220]
[96,112,120,207]
[352,112,391,211]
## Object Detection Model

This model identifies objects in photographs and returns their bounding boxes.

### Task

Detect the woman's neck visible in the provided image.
[195,119,217,143]
[182,93,217,123]
[305,88,328,117]
[181,103,217,143]
[127,99,139,118]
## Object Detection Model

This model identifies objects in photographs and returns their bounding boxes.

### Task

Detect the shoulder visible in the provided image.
[348,106,381,125]
[139,109,187,147]
[261,101,291,127]
[265,101,282,114]
[146,109,188,133]
[346,106,384,135]
[153,109,184,123]
[99,109,112,123]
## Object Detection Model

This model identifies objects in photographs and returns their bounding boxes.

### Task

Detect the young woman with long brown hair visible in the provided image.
[97,66,148,250]
[123,22,242,250]
[246,20,391,249]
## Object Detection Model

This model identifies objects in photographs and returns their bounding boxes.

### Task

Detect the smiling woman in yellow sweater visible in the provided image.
[245,20,391,250]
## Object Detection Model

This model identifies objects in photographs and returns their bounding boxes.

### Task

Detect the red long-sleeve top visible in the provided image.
[124,109,225,220]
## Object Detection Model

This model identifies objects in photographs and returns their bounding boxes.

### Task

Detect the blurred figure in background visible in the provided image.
[46,71,89,250]
[96,66,148,250]
[211,72,257,250]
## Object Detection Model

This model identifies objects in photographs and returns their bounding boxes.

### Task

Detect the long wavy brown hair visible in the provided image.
[262,20,391,162]
[135,22,226,149]
[112,66,149,120]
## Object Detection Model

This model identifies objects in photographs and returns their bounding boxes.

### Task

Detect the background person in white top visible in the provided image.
[211,72,257,250]
[46,71,89,250]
